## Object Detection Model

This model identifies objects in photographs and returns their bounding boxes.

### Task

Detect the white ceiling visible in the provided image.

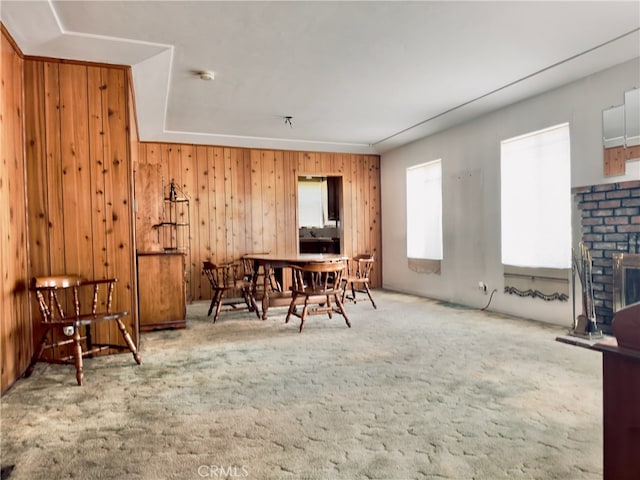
[2,1,639,154]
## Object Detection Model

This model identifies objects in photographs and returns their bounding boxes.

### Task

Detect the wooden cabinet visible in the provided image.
[299,238,340,254]
[599,350,640,480]
[137,252,186,331]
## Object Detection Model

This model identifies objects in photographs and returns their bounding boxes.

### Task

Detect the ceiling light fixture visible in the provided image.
[198,71,215,81]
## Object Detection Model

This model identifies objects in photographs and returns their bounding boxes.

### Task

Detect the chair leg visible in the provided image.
[326,295,333,319]
[24,329,50,378]
[364,283,377,309]
[250,294,261,319]
[213,290,224,323]
[285,293,297,324]
[341,280,350,304]
[350,282,357,303]
[116,318,142,364]
[242,287,255,312]
[299,297,310,333]
[72,327,84,386]
[207,296,216,316]
[334,294,351,328]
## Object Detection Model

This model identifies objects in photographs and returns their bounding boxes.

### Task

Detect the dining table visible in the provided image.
[243,253,347,320]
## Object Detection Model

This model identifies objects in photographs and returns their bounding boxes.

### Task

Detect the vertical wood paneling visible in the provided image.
[180,144,195,300]
[351,154,359,255]
[24,61,50,280]
[88,66,112,351]
[205,146,216,262]
[88,67,107,281]
[213,147,226,262]
[250,149,265,254]
[261,150,278,253]
[25,60,56,360]
[134,163,163,252]
[242,149,254,255]
[44,62,66,275]
[362,156,372,259]
[101,67,134,346]
[231,148,247,260]
[224,148,235,259]
[1,28,30,393]
[274,150,287,257]
[194,145,210,297]
[368,155,382,286]
[60,64,93,277]
[283,151,297,255]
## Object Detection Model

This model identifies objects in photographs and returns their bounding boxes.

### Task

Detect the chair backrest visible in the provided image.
[32,275,118,323]
[202,261,223,289]
[241,253,281,292]
[203,261,244,290]
[350,254,374,279]
[291,261,345,294]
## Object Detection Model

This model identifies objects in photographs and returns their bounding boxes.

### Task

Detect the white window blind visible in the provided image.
[298,180,324,227]
[406,160,443,260]
[500,123,571,269]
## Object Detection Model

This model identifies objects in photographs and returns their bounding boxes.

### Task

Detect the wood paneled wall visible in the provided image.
[135,144,382,302]
[23,59,138,360]
[1,27,31,393]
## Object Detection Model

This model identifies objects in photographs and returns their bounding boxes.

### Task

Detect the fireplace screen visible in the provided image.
[613,253,640,312]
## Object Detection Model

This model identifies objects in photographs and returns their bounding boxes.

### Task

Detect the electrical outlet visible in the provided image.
[478,281,488,294]
[63,326,74,336]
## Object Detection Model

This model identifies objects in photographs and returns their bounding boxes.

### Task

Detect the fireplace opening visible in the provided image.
[613,253,640,312]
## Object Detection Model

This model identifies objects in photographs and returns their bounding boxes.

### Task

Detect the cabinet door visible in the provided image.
[138,253,186,331]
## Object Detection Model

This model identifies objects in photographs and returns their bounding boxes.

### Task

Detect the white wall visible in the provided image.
[380,58,640,326]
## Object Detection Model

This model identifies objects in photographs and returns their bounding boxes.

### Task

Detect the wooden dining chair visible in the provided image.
[202,261,259,323]
[341,254,377,308]
[25,275,142,386]
[285,261,350,332]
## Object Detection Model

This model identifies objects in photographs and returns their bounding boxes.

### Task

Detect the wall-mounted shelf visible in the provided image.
[156,179,191,299]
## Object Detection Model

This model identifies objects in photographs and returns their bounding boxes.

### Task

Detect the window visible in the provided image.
[500,123,571,269]
[406,160,443,261]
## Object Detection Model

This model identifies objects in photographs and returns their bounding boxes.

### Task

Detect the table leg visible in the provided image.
[261,262,271,320]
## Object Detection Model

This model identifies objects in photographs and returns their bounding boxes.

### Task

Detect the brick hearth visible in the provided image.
[573,180,640,329]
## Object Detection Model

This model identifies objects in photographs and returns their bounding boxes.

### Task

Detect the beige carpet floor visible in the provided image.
[1,290,602,480]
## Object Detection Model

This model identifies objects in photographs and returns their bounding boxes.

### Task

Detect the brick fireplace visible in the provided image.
[573,180,640,330]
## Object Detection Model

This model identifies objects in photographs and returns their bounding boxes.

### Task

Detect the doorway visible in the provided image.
[297,176,342,254]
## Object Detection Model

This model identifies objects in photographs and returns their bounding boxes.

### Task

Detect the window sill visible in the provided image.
[408,258,441,274]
